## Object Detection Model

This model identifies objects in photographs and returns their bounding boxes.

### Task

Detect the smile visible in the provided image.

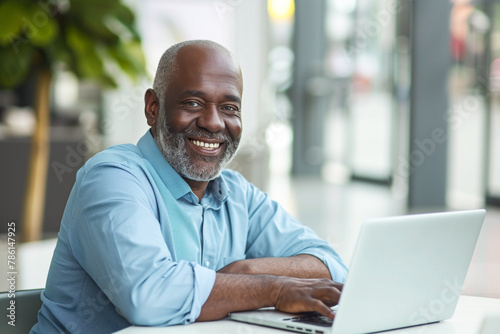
[189,139,221,150]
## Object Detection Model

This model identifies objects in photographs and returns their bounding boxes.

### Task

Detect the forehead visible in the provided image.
[169,45,243,97]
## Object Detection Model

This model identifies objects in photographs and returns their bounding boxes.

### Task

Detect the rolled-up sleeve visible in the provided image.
[68,162,215,326]
[243,180,348,283]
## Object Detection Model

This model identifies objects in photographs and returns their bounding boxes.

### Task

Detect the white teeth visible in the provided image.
[191,139,220,150]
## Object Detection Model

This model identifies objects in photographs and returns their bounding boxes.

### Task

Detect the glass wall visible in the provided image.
[486,2,500,204]
[447,0,500,208]
[322,0,500,208]
[322,0,398,184]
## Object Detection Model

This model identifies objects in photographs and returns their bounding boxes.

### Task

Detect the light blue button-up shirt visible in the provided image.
[31,131,347,333]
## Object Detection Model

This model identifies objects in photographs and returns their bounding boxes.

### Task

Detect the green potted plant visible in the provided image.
[0,0,147,241]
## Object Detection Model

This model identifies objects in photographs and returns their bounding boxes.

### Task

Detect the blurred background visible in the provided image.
[0,0,499,298]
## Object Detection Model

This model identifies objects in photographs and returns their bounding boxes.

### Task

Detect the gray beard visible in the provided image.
[154,111,240,182]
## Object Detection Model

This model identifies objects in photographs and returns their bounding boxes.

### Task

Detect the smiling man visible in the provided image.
[30,40,347,333]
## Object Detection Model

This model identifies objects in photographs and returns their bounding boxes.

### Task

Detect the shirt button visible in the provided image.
[205,261,210,267]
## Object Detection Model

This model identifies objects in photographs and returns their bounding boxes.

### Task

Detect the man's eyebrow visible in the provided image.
[181,90,206,98]
[224,94,242,105]
[181,90,241,104]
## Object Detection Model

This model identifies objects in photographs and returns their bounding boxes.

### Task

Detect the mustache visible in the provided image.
[182,129,232,142]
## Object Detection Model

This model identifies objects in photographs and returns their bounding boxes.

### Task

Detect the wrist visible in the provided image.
[267,275,286,307]
[217,259,253,274]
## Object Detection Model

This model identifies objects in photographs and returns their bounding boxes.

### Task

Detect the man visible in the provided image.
[31,40,347,333]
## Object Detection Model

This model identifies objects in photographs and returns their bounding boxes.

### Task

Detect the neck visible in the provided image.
[184,178,209,202]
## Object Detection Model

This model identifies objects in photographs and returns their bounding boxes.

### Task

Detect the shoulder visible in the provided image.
[220,169,267,201]
[84,144,144,171]
[75,143,153,186]
[221,169,247,185]
[220,169,253,191]
[72,144,156,204]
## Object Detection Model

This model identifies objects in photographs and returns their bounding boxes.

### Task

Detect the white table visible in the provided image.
[115,295,500,334]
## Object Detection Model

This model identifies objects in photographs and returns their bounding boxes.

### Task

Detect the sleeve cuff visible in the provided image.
[323,254,348,283]
[189,264,217,323]
[300,249,349,283]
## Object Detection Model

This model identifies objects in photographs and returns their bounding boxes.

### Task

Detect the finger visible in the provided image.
[312,286,342,305]
[309,299,335,319]
[312,279,343,293]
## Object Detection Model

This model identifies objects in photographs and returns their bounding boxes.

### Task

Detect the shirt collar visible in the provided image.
[137,130,230,204]
[137,130,191,200]
[205,176,230,207]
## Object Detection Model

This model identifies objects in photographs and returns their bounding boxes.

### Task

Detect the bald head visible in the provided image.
[145,40,244,185]
[152,40,241,106]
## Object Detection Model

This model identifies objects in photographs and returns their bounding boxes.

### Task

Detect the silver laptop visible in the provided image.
[229,209,486,334]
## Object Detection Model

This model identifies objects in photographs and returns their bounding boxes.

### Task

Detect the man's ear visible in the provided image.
[144,88,159,129]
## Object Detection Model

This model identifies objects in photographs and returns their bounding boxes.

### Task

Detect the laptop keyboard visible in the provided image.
[284,313,334,327]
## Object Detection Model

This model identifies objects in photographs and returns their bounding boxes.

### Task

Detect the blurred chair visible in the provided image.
[0,288,42,333]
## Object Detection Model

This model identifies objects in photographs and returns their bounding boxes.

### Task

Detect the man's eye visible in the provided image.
[185,101,202,108]
[221,105,240,113]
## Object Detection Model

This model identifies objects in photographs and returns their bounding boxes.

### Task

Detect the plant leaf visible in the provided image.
[106,40,146,82]
[97,73,118,88]
[80,14,119,43]
[0,0,146,88]
[0,43,35,87]
[0,1,27,45]
[110,4,135,26]
[29,16,59,47]
[65,23,93,53]
[76,47,104,78]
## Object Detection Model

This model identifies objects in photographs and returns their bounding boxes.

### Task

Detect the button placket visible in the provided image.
[200,204,216,269]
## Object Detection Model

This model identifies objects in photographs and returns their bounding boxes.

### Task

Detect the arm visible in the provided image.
[72,162,215,326]
[218,254,332,279]
[197,272,342,321]
[242,179,348,282]
[195,172,347,322]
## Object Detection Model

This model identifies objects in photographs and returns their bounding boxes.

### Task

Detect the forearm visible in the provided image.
[197,272,342,322]
[218,254,332,279]
[197,273,279,321]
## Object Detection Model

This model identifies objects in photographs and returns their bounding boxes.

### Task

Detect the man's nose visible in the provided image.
[197,104,224,132]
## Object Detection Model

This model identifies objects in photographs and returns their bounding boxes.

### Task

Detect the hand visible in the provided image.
[272,277,343,319]
[197,273,342,322]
